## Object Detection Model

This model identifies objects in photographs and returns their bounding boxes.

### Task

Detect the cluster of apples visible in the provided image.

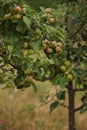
[41,8,55,24]
[42,39,63,57]
[60,60,74,81]
[3,5,26,24]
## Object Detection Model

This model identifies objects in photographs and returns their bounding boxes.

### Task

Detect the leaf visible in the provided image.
[32,83,37,93]
[80,105,87,114]
[53,74,62,85]
[50,101,59,113]
[23,16,31,29]
[7,45,13,53]
[56,91,65,100]
[59,76,67,88]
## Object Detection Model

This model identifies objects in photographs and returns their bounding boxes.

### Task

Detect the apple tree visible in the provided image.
[0,0,87,130]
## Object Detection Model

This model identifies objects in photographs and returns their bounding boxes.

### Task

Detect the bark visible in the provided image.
[68,81,76,130]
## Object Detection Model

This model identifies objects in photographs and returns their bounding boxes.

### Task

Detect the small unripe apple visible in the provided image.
[23,42,28,48]
[49,18,55,23]
[67,74,73,81]
[14,14,22,20]
[52,41,57,47]
[57,42,63,47]
[60,65,66,72]
[15,6,23,13]
[45,8,51,14]
[42,43,47,50]
[47,48,53,53]
[42,39,50,44]
[55,46,62,53]
[64,60,71,67]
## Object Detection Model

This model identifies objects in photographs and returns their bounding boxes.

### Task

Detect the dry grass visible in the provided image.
[0,81,87,130]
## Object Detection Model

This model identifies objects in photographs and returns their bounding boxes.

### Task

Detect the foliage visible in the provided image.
[0,0,87,121]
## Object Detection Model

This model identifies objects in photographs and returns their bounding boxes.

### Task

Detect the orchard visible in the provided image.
[0,0,87,130]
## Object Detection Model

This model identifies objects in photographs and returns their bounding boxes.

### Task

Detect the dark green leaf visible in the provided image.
[32,83,37,93]
[50,101,59,113]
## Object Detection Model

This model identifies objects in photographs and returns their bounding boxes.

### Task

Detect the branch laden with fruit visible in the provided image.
[0,0,87,121]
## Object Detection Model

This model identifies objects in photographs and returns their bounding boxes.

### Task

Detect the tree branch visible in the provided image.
[74,88,87,92]
[74,103,85,112]
[69,23,84,39]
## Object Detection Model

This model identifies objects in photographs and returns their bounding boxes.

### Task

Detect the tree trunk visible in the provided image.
[68,81,76,130]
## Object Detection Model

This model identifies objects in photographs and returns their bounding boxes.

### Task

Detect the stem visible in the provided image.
[68,81,76,130]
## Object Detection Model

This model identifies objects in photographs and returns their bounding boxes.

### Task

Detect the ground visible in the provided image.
[0,81,87,130]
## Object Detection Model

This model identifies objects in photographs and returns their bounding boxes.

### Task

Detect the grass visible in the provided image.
[0,82,87,130]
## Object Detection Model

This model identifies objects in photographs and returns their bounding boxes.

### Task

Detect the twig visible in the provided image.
[69,23,84,39]
[74,103,86,112]
[74,88,87,92]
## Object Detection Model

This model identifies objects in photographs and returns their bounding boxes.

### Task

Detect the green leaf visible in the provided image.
[56,91,65,100]
[50,101,59,113]
[32,83,37,93]
[23,16,31,29]
[59,76,67,88]
[7,45,13,53]
[80,104,87,114]
[53,74,62,85]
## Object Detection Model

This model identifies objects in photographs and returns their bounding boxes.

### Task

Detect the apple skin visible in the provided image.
[15,6,23,13]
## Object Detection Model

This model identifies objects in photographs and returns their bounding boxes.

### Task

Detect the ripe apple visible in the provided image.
[45,8,51,14]
[15,6,23,13]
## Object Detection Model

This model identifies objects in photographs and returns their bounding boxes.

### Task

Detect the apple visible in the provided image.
[23,42,28,48]
[60,65,66,72]
[52,41,57,47]
[42,43,47,50]
[15,6,23,13]
[57,42,63,47]
[64,60,71,67]
[45,8,51,14]
[47,48,53,53]
[49,18,55,23]
[67,74,73,81]
[14,14,22,20]
[55,46,62,53]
